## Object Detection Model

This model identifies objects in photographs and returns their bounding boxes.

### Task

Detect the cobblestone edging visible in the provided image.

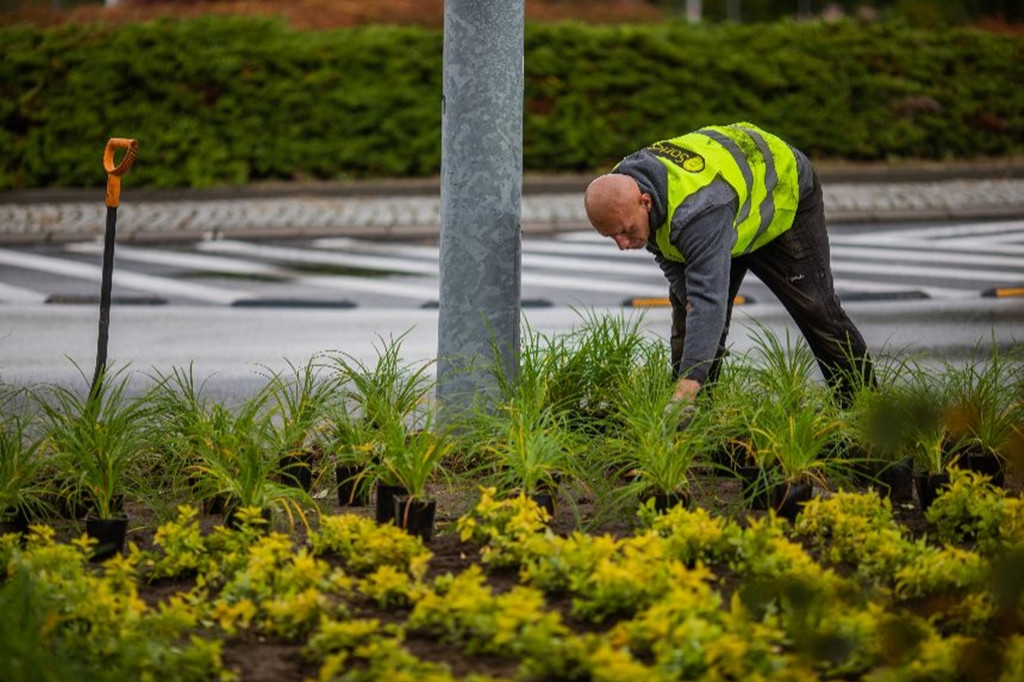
[1,178,1023,245]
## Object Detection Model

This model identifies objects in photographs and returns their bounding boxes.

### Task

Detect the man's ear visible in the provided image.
[639,193,652,212]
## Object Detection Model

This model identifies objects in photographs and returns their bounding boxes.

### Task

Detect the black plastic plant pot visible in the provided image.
[375,482,409,524]
[86,516,128,562]
[336,465,370,506]
[770,481,813,522]
[966,453,1005,487]
[279,452,314,492]
[394,496,436,542]
[530,490,556,519]
[203,492,231,516]
[915,472,951,511]
[739,466,769,511]
[0,506,30,539]
[647,490,691,514]
[874,458,915,503]
[711,439,749,475]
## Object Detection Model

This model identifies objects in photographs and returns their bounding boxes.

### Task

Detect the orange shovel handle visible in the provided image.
[103,138,138,208]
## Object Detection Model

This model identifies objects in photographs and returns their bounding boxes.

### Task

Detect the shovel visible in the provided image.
[91,137,138,396]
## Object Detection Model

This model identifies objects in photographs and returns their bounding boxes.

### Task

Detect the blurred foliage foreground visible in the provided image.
[0,16,1021,189]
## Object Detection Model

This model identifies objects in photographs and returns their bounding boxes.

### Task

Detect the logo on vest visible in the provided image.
[647,140,705,173]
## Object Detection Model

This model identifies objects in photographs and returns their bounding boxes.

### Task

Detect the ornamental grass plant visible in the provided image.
[0,399,50,527]
[901,362,963,476]
[330,332,434,435]
[261,356,341,490]
[606,342,714,506]
[185,388,314,531]
[376,417,451,503]
[35,366,151,521]
[943,343,1024,467]
[479,406,576,500]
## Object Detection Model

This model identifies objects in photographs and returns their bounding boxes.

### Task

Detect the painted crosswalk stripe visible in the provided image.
[66,241,284,276]
[830,244,1024,270]
[0,280,48,304]
[835,220,1024,244]
[313,237,661,278]
[830,259,1018,283]
[830,277,974,299]
[0,248,246,305]
[71,241,438,303]
[206,239,663,297]
[199,240,440,276]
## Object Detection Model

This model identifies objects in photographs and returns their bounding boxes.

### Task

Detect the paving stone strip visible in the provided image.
[1,178,1023,245]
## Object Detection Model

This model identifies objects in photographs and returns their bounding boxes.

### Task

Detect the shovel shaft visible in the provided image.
[91,206,119,394]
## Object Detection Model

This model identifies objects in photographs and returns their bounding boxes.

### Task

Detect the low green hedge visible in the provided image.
[0,16,1021,188]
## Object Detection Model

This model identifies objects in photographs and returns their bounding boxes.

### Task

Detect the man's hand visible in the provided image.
[671,378,701,432]
[672,377,701,404]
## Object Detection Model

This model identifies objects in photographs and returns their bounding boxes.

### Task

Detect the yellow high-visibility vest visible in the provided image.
[636,122,802,263]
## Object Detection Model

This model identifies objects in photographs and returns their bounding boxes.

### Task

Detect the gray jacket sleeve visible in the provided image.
[656,182,737,384]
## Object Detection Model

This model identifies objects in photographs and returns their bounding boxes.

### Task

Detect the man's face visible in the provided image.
[593,189,652,251]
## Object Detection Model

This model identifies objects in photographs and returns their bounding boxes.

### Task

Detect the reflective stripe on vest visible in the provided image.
[642,122,801,263]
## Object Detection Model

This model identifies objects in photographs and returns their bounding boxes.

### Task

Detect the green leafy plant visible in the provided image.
[943,343,1023,464]
[480,406,574,499]
[746,399,845,488]
[187,390,314,530]
[607,345,713,502]
[376,419,451,502]
[744,323,820,411]
[902,364,961,475]
[331,332,434,434]
[0,400,50,526]
[261,356,341,488]
[36,366,150,520]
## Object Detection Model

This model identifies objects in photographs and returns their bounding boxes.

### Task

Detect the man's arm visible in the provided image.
[670,202,736,400]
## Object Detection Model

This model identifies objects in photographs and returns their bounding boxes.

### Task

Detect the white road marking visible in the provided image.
[830,244,1024,270]
[0,280,49,304]
[0,248,247,305]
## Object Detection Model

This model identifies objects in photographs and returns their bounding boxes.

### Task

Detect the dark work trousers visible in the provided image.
[670,172,875,405]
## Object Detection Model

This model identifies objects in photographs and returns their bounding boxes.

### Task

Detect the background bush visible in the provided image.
[0,16,1021,189]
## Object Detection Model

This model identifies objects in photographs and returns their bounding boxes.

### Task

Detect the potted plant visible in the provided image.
[607,348,710,514]
[839,363,918,503]
[0,408,50,538]
[481,406,573,518]
[143,364,226,511]
[745,396,844,521]
[902,367,964,510]
[262,357,340,492]
[188,392,314,532]
[376,420,450,541]
[331,332,434,434]
[942,347,1023,487]
[319,399,378,507]
[36,366,149,560]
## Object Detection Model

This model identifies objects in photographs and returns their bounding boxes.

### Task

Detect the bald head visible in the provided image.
[584,173,652,251]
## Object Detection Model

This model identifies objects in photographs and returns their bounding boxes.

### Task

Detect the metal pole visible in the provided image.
[727,0,741,22]
[437,0,524,424]
[686,0,702,23]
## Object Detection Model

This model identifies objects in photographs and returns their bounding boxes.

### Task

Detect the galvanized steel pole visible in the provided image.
[437,0,524,422]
